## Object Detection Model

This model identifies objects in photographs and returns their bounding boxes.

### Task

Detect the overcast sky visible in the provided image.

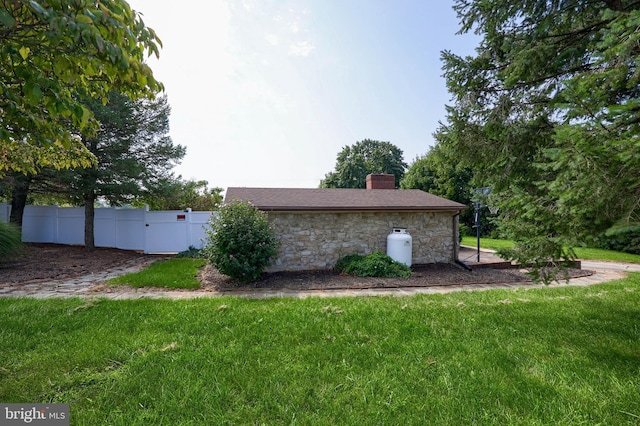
[126,0,479,191]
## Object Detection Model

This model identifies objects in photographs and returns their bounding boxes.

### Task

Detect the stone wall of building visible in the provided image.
[266,211,457,272]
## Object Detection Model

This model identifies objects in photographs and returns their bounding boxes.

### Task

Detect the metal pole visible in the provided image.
[475,202,480,262]
[473,187,492,264]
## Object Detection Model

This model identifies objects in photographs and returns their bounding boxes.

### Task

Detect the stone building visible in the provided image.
[225,174,468,272]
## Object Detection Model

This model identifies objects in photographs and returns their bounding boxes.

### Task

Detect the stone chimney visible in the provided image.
[366,173,396,189]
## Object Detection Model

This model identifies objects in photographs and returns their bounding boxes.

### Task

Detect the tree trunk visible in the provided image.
[9,174,32,226]
[84,192,96,252]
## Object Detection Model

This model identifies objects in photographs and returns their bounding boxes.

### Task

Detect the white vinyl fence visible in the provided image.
[0,202,9,223]
[0,202,216,254]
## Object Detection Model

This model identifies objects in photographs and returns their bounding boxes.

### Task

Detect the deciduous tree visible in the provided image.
[320,139,407,188]
[0,0,162,175]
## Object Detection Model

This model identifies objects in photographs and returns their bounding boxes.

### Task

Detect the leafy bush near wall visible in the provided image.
[203,200,280,283]
[0,222,23,261]
[335,253,364,272]
[335,251,411,278]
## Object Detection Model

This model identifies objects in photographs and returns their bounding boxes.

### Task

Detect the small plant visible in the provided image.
[0,222,24,261]
[202,200,280,283]
[336,251,411,278]
[175,246,203,258]
[334,253,364,272]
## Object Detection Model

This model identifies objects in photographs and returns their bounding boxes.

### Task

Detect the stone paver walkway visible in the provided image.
[0,250,636,299]
[0,257,159,299]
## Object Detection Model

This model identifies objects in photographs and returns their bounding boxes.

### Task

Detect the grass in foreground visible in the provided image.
[109,258,206,289]
[462,236,640,263]
[1,274,640,425]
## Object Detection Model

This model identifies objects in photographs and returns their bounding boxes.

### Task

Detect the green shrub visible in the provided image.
[335,251,411,278]
[459,223,472,238]
[0,222,23,261]
[597,226,640,255]
[175,246,204,258]
[335,253,364,272]
[203,200,280,283]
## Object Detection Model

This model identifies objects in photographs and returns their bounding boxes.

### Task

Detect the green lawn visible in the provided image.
[109,258,206,289]
[462,236,640,263]
[462,236,515,251]
[2,274,640,424]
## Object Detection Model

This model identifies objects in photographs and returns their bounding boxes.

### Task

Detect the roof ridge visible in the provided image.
[224,187,467,211]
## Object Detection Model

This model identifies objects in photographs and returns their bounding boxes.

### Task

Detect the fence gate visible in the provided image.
[144,210,191,254]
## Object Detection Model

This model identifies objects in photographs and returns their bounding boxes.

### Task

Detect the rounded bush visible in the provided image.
[203,200,280,283]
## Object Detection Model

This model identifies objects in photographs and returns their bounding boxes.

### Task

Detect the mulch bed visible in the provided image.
[199,263,593,292]
[0,243,150,284]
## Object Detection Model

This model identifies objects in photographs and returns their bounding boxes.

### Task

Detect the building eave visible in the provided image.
[258,206,468,213]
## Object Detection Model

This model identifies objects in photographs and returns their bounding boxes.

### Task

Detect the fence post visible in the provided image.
[112,207,117,248]
[186,208,193,249]
[142,204,149,254]
[54,205,60,244]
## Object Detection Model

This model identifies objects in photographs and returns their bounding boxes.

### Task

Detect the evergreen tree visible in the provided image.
[441,0,640,274]
[48,92,185,250]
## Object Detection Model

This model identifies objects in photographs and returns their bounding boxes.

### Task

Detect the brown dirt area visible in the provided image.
[0,243,153,284]
[0,243,593,290]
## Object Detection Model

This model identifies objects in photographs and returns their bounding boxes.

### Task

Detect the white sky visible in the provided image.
[127,0,479,191]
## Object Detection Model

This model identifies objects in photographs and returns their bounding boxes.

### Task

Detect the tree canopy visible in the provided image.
[401,143,475,232]
[441,0,640,271]
[0,0,162,176]
[136,178,223,211]
[73,92,184,204]
[401,143,472,205]
[320,139,407,188]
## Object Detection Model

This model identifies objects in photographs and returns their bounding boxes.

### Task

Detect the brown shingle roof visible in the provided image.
[224,187,467,212]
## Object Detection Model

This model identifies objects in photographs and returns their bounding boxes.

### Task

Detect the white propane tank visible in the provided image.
[387,227,412,267]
